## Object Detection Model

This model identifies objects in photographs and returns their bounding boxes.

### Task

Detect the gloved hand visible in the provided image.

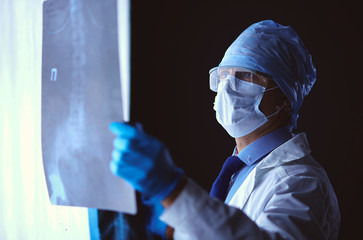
[142,195,168,239]
[109,122,184,202]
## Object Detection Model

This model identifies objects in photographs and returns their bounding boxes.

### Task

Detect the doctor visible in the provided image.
[109,20,340,239]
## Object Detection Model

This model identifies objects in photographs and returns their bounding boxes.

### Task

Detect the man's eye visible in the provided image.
[236,72,253,81]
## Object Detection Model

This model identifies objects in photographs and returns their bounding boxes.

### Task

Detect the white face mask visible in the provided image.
[213,76,278,138]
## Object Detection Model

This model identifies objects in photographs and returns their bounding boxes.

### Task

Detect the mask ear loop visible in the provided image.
[265,105,281,119]
[265,99,291,119]
[263,85,286,119]
[264,86,279,92]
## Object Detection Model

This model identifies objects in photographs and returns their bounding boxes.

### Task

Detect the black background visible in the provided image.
[130,1,362,239]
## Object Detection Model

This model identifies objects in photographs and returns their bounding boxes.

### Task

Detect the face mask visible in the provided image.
[213,76,278,138]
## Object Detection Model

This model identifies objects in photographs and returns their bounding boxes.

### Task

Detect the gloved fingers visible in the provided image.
[109,122,140,138]
[109,159,119,175]
[113,137,161,158]
[108,122,182,203]
[113,137,131,150]
[110,122,160,148]
[113,137,149,151]
[112,149,122,160]
[111,149,146,164]
[109,159,143,179]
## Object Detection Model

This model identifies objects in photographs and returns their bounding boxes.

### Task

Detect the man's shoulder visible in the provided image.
[264,155,327,182]
[256,132,311,170]
[255,132,329,188]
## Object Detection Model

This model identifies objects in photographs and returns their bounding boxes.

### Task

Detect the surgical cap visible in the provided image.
[219,20,316,129]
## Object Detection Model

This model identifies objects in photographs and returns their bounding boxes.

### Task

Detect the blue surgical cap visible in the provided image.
[219,20,316,129]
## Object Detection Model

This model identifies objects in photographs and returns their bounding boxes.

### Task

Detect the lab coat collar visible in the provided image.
[258,132,311,169]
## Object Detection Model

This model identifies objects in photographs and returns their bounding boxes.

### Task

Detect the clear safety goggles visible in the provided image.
[209,66,269,92]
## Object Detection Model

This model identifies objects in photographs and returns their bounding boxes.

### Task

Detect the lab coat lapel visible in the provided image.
[227,167,257,209]
[227,133,311,209]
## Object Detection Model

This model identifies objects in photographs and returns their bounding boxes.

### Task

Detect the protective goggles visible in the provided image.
[209,66,269,92]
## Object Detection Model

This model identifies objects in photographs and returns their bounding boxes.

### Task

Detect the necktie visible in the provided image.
[210,156,245,201]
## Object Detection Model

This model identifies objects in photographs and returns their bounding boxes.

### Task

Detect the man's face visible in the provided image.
[210,66,291,125]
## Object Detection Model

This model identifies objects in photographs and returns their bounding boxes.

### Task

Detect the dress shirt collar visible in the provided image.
[235,126,292,166]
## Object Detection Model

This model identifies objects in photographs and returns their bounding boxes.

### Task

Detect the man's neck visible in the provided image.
[235,132,262,153]
[235,119,286,153]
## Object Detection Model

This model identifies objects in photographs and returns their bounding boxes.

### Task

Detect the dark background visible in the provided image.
[130,1,362,239]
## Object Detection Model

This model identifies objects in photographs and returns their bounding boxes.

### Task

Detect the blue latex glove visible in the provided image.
[142,196,168,239]
[109,122,184,202]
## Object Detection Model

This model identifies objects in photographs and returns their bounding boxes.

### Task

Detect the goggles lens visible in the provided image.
[209,67,267,92]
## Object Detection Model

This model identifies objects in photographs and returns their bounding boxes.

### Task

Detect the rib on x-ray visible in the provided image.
[41,0,136,214]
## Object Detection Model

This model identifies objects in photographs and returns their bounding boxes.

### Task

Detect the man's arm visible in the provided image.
[160,179,263,239]
[108,123,339,239]
[161,177,188,239]
[160,169,338,240]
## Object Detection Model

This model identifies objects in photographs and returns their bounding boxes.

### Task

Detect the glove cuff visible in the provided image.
[151,168,184,202]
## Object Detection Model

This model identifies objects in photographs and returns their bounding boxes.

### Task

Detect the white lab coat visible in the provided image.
[160,133,340,239]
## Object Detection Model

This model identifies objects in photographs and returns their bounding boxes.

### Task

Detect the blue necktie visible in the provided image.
[210,156,245,201]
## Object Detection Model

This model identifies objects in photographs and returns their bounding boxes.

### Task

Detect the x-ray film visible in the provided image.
[41,0,136,214]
